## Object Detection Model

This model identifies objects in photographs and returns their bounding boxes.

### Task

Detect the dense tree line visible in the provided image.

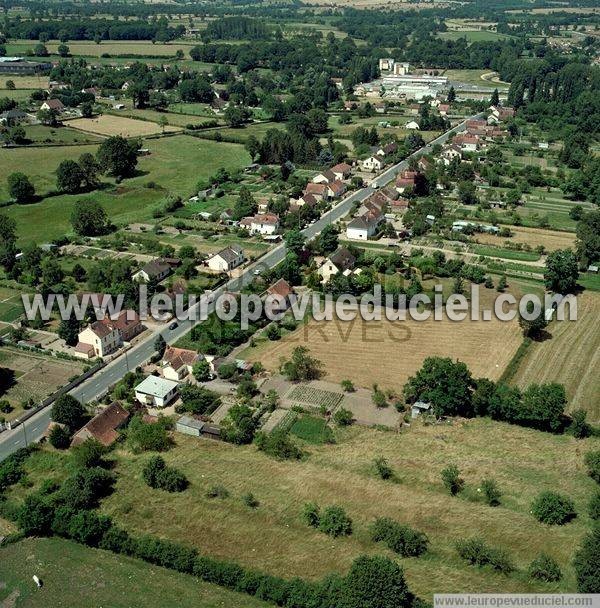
[4,18,185,42]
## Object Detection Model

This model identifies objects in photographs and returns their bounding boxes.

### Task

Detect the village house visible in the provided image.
[312,169,336,185]
[102,309,143,342]
[377,142,398,157]
[304,182,328,200]
[0,109,29,125]
[362,154,386,172]
[296,193,318,208]
[75,321,121,358]
[438,104,450,116]
[439,144,462,165]
[405,120,420,130]
[206,245,244,272]
[132,259,171,283]
[318,247,356,283]
[262,278,295,312]
[453,134,480,152]
[327,180,347,199]
[40,98,65,113]
[488,105,515,123]
[417,157,433,173]
[161,346,201,381]
[135,375,179,408]
[346,211,382,241]
[240,213,280,236]
[330,162,353,181]
[71,402,130,448]
[396,170,418,194]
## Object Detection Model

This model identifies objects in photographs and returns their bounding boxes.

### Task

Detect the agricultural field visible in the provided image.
[287,384,344,410]
[329,114,442,144]
[0,537,272,608]
[0,286,27,324]
[23,124,104,145]
[3,40,199,58]
[0,75,49,90]
[67,115,181,137]
[511,292,600,422]
[473,226,576,253]
[1,136,251,244]
[0,347,86,418]
[246,287,525,392]
[42,419,593,598]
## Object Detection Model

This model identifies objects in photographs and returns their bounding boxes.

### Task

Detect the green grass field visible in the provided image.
[290,415,331,444]
[1,135,251,244]
[12,419,583,599]
[438,30,514,42]
[472,245,541,262]
[0,537,271,608]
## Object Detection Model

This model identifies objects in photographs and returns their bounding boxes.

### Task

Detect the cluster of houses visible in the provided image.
[291,162,353,210]
[346,188,401,240]
[361,142,398,172]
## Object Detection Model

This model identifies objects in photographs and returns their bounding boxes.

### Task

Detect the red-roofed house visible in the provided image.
[162,345,201,381]
[71,402,129,448]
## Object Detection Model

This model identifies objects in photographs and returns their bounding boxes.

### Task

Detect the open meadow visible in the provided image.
[511,292,600,422]
[0,537,271,608]
[0,136,251,244]
[76,419,599,599]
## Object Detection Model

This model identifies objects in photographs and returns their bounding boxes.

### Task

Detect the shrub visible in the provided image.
[340,380,355,392]
[589,490,600,520]
[341,555,413,608]
[370,518,429,557]
[573,526,600,592]
[318,505,352,538]
[143,456,188,493]
[480,478,501,507]
[16,493,54,536]
[585,450,600,483]
[48,424,71,449]
[528,553,562,582]
[531,491,576,525]
[58,467,115,510]
[333,407,353,426]
[568,409,591,439]
[373,456,394,480]
[127,415,172,452]
[241,492,259,509]
[51,394,84,431]
[206,484,229,499]
[254,430,303,460]
[441,465,464,496]
[302,502,320,528]
[456,537,514,574]
[72,438,106,468]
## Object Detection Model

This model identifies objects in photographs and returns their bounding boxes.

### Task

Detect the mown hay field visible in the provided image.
[246,305,523,392]
[511,292,600,421]
[474,226,576,252]
[67,115,181,137]
[91,419,598,599]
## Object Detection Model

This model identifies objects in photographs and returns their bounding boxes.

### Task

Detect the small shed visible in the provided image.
[588,265,599,274]
[411,401,432,419]
[176,415,205,437]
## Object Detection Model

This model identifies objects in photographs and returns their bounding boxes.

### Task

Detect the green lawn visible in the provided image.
[290,415,331,444]
[1,135,251,244]
[0,537,272,608]
[473,245,541,262]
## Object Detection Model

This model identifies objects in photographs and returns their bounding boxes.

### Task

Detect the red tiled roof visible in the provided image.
[71,402,129,447]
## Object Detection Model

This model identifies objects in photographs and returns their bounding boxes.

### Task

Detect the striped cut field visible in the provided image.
[511,292,600,422]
